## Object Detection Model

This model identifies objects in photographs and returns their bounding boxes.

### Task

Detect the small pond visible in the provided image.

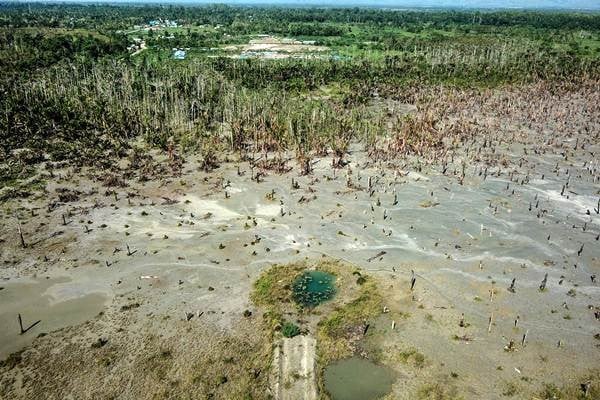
[292,270,336,307]
[324,357,396,400]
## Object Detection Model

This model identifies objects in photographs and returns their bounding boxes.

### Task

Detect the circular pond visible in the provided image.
[292,270,336,307]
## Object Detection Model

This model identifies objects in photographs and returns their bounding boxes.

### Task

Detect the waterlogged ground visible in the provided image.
[324,357,396,400]
[1,128,599,397]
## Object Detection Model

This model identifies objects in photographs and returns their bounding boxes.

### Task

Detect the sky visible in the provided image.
[13,0,600,10]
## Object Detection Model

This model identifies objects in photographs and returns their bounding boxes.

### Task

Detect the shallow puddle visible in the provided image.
[292,270,336,307]
[324,357,395,400]
[0,277,107,358]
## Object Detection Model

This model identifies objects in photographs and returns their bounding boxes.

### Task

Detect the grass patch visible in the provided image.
[317,279,382,365]
[186,335,272,399]
[0,350,24,370]
[316,275,383,393]
[502,381,522,397]
[251,262,307,308]
[396,348,427,369]
[254,260,388,398]
[416,381,463,400]
[251,259,345,327]
[537,370,600,399]
[251,261,424,399]
[0,161,44,202]
[317,278,381,341]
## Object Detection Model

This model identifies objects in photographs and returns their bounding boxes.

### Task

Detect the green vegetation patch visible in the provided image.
[251,260,345,334]
[316,276,384,388]
[395,348,427,369]
[253,260,389,399]
[281,322,301,338]
[416,381,464,400]
[251,262,307,308]
[537,370,600,399]
[318,277,381,343]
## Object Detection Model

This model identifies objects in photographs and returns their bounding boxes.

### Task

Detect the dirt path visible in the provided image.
[271,335,317,400]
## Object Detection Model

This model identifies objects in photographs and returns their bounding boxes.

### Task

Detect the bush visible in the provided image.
[281,322,301,338]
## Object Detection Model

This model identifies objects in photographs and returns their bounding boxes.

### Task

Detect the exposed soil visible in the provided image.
[272,335,317,400]
[225,35,329,59]
[1,83,599,399]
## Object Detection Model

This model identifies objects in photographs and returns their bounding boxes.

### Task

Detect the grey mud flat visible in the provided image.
[0,88,599,399]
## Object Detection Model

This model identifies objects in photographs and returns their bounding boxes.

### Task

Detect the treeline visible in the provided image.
[1,3,598,168]
[2,51,598,159]
[0,29,127,74]
[208,50,598,90]
[1,4,599,31]
[0,59,385,165]
[228,21,348,37]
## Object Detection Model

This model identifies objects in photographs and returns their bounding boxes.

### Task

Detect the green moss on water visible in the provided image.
[292,270,336,308]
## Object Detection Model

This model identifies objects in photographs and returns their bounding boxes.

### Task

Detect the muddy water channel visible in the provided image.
[1,140,599,398]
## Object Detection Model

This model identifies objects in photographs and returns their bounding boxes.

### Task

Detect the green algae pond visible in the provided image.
[292,270,336,307]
